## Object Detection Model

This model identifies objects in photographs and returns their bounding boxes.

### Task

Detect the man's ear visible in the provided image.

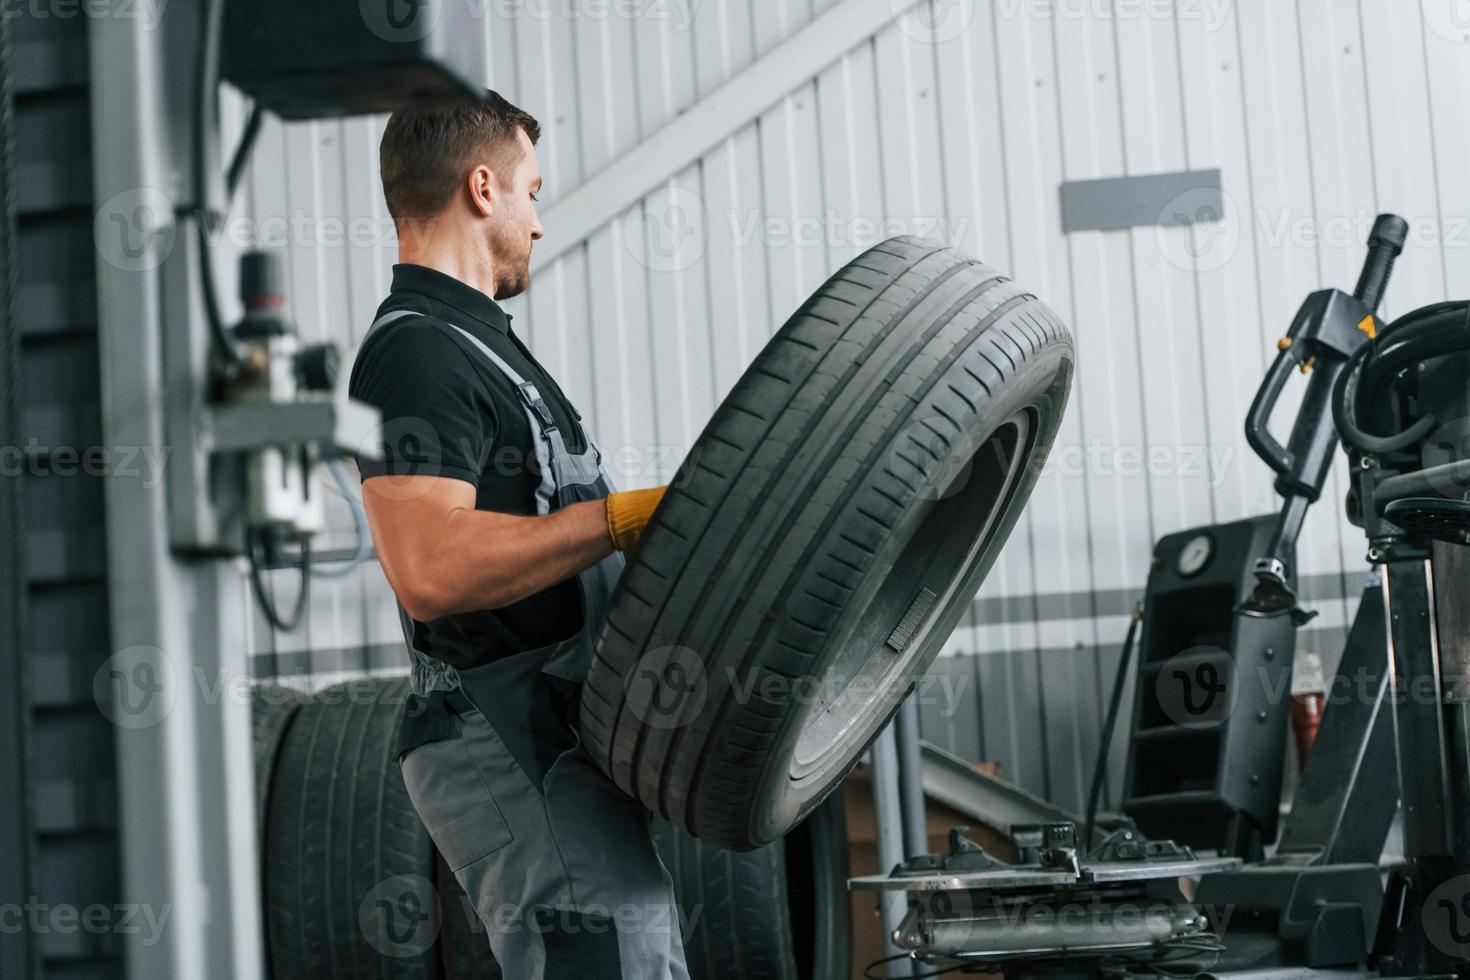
[467,164,495,218]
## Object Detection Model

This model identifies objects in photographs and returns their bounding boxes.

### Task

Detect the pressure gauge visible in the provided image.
[1177,534,1214,577]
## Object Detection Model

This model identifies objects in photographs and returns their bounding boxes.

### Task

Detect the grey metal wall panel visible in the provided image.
[14,97,90,213]
[0,8,33,978]
[12,6,123,977]
[237,0,1469,813]
[24,472,107,583]
[19,219,96,336]
[13,5,88,94]
[20,339,102,450]
[916,653,983,764]
[27,582,110,711]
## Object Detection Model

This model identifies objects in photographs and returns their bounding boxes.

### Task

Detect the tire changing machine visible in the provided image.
[856,214,1470,979]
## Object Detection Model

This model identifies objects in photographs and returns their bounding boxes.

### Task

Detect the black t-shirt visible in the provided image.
[349,264,589,669]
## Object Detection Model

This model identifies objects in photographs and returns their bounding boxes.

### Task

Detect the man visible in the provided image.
[349,90,688,980]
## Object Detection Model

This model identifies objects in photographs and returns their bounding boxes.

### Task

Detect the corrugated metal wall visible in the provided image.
[13,8,124,979]
[231,0,1470,816]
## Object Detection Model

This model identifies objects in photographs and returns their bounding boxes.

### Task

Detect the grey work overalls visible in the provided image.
[366,310,691,980]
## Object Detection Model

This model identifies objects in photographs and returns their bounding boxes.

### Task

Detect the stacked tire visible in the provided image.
[255,679,441,978]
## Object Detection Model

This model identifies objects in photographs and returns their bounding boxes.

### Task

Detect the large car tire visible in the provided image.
[651,791,851,980]
[264,678,440,980]
[251,684,308,839]
[780,792,850,980]
[650,817,796,978]
[581,235,1073,849]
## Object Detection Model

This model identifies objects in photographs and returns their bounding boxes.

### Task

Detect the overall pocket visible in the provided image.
[400,727,515,872]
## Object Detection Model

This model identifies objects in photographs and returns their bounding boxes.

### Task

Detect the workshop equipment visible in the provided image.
[851,822,1238,972]
[1244,214,1407,612]
[853,213,1470,978]
[203,251,381,628]
[221,0,489,118]
[1117,215,1405,861]
[1120,515,1296,860]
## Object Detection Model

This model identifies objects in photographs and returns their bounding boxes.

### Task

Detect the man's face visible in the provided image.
[486,127,544,299]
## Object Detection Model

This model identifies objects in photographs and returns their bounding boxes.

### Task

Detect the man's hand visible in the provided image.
[362,474,614,621]
[605,485,668,551]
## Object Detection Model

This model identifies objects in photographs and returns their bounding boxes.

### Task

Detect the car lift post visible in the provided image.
[871,719,919,977]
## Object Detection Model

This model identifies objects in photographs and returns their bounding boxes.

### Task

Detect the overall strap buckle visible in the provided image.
[516,381,559,433]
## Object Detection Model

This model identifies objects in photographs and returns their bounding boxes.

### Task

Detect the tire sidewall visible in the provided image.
[745,339,1072,845]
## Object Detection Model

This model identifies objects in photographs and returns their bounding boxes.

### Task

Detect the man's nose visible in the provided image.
[531,219,544,241]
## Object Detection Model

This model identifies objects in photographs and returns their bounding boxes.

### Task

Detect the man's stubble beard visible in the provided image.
[489,218,533,300]
[498,259,531,299]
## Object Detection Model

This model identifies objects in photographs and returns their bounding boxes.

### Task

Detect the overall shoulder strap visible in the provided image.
[367,308,424,333]
[366,307,563,514]
[443,325,562,439]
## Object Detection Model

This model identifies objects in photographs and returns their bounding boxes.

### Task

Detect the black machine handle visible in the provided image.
[1354,214,1410,313]
[1245,214,1409,478]
[1242,214,1412,609]
[1245,349,1299,476]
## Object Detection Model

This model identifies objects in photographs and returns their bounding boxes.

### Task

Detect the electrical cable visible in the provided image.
[248,525,310,632]
[862,951,985,979]
[1084,601,1144,846]
[1109,933,1226,977]
[310,459,373,578]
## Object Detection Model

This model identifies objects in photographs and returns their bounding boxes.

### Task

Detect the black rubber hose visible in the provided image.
[226,104,264,199]
[248,527,311,632]
[1333,303,1470,456]
[1359,304,1470,391]
[1332,340,1438,456]
[1084,603,1143,847]
[193,0,242,373]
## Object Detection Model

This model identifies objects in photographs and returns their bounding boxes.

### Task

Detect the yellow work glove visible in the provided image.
[605,485,668,551]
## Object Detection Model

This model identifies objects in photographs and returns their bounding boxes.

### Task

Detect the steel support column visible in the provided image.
[88,4,263,978]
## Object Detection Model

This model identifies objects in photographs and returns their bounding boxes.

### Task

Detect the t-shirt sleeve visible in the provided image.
[349,321,493,487]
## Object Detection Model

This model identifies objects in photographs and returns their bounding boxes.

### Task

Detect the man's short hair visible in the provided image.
[379,90,541,223]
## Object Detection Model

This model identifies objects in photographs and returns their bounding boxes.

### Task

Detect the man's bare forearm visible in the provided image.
[438,498,613,614]
[364,477,614,621]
